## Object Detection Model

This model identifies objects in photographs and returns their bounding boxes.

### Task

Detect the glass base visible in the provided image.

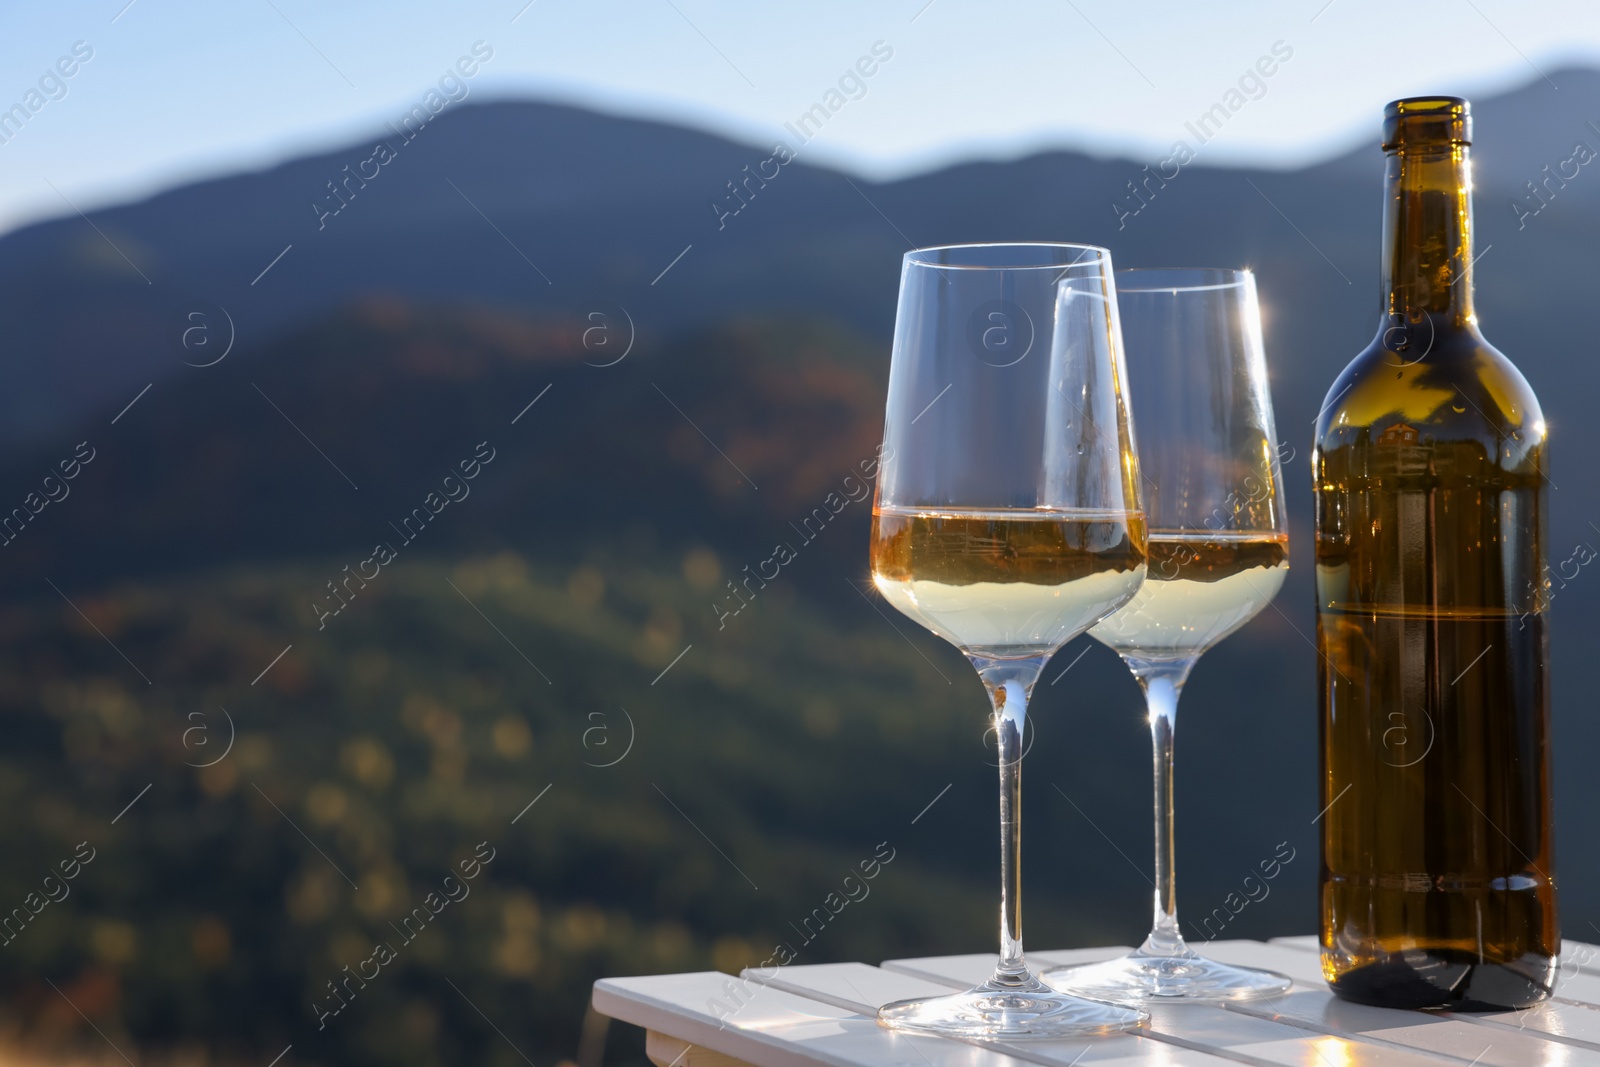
[877,971,1148,1039]
[1043,950,1292,1004]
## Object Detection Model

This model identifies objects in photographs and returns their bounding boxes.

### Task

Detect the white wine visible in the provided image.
[1092,533,1287,660]
[869,506,1147,658]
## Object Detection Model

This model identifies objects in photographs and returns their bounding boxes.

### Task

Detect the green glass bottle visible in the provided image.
[1313,96,1558,1009]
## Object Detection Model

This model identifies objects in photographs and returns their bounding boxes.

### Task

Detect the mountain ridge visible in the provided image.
[5,66,1600,445]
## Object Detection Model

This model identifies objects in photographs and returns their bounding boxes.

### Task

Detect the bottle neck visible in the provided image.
[1380,145,1477,334]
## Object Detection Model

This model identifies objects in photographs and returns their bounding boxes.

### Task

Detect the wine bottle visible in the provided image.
[1314,97,1557,1009]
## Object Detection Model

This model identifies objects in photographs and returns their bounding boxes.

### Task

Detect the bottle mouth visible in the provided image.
[1383,96,1471,152]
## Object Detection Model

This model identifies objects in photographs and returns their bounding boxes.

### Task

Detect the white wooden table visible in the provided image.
[593,937,1600,1066]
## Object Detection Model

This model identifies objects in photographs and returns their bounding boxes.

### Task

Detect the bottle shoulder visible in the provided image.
[1314,325,1545,470]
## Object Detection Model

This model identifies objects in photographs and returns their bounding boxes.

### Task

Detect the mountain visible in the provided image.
[1313,67,1600,196]
[4,69,1600,450]
[3,68,1600,1066]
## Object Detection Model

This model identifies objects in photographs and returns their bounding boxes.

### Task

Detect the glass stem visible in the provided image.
[973,655,1045,985]
[1133,658,1197,957]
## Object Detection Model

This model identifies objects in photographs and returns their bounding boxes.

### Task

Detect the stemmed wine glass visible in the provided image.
[870,243,1150,1037]
[1044,268,1292,1003]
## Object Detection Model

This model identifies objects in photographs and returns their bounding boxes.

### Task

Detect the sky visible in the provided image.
[1,0,1598,235]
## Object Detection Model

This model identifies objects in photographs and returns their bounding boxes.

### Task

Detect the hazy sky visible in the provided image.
[2,0,1598,234]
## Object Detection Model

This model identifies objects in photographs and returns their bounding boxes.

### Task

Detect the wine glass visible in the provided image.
[1043,268,1292,1003]
[870,243,1150,1038]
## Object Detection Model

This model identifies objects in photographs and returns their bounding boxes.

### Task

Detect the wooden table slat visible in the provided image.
[741,961,961,1016]
[746,960,1244,1066]
[879,948,1460,1067]
[596,939,1600,1067]
[595,971,868,1067]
